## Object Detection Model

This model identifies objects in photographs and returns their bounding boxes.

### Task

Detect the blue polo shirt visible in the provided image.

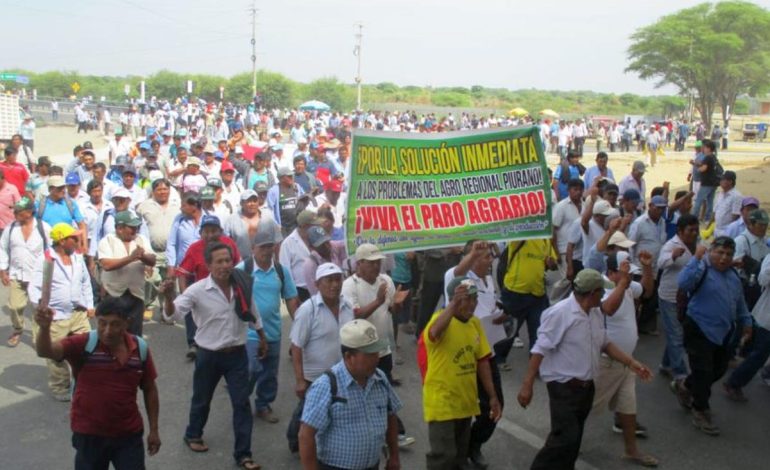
[241,260,297,343]
[37,197,84,227]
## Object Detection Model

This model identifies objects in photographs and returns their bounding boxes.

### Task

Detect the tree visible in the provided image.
[302,77,352,111]
[627,1,770,130]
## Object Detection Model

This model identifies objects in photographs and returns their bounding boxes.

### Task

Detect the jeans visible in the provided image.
[184,313,197,347]
[185,346,253,462]
[469,360,503,450]
[692,185,716,222]
[658,299,689,379]
[73,432,145,470]
[683,318,731,412]
[531,381,595,470]
[727,325,770,389]
[246,339,281,412]
[499,289,548,355]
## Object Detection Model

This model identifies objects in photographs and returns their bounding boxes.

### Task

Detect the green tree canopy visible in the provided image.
[627,1,770,129]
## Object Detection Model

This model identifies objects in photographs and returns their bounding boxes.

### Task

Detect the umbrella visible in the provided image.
[540,109,560,118]
[298,100,331,112]
[509,107,529,117]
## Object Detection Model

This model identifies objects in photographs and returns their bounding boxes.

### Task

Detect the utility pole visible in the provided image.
[249,1,258,101]
[354,22,363,111]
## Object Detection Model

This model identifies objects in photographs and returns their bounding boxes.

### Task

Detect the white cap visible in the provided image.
[593,200,614,216]
[355,243,386,261]
[340,319,388,353]
[615,251,641,275]
[608,231,635,248]
[111,187,132,200]
[315,262,343,281]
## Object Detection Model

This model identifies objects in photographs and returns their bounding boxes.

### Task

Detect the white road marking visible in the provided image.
[497,417,600,470]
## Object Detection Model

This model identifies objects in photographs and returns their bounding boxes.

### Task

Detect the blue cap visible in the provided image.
[65,172,80,185]
[232,122,243,131]
[122,165,137,176]
[309,141,319,149]
[622,189,641,202]
[650,195,668,207]
[139,142,151,150]
[200,215,221,229]
[214,151,224,160]
[145,127,157,137]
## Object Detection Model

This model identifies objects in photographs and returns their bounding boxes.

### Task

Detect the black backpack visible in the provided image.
[5,220,48,260]
[495,241,525,289]
[241,257,286,294]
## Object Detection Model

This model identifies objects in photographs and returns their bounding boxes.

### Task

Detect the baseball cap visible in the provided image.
[207,177,223,189]
[721,170,736,182]
[324,179,343,193]
[82,141,93,150]
[315,262,343,281]
[37,156,51,167]
[277,166,294,177]
[122,166,137,176]
[650,195,668,207]
[200,215,221,229]
[606,251,641,275]
[270,144,284,152]
[50,223,77,243]
[139,142,151,151]
[622,189,641,202]
[604,183,619,195]
[741,197,760,208]
[340,319,389,354]
[355,243,386,261]
[186,157,201,167]
[214,151,224,160]
[65,172,81,185]
[13,197,35,213]
[111,187,132,200]
[114,211,142,227]
[162,130,173,137]
[114,155,130,166]
[254,181,269,193]
[200,186,215,200]
[573,269,612,294]
[593,200,614,216]
[81,149,95,157]
[252,227,277,247]
[220,160,235,172]
[240,189,259,201]
[308,226,331,248]
[297,210,321,227]
[47,175,65,187]
[749,209,770,224]
[608,231,636,248]
[632,161,646,173]
[695,140,703,147]
[203,144,216,154]
[446,276,478,300]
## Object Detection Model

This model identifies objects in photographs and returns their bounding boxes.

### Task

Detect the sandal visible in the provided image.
[183,437,208,453]
[7,332,21,347]
[238,457,261,469]
[622,453,659,467]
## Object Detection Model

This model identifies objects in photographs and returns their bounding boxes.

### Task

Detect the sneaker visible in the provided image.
[397,434,416,448]
[512,337,524,348]
[658,366,673,380]
[498,362,512,372]
[612,421,648,437]
[186,345,198,361]
[670,379,693,410]
[52,392,71,402]
[722,382,748,402]
[7,331,22,347]
[255,408,279,424]
[469,446,489,469]
[691,409,720,436]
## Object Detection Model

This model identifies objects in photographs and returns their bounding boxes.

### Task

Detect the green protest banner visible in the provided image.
[345,126,553,254]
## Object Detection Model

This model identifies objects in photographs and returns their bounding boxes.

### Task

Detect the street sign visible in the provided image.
[15,75,29,85]
[71,82,80,93]
[186,80,193,94]
[0,73,17,81]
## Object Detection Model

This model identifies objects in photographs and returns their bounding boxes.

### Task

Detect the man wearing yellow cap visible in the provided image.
[29,223,94,402]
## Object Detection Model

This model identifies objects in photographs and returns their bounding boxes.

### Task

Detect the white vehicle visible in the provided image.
[0,94,22,144]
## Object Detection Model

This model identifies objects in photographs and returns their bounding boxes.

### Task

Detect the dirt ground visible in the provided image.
[28,125,770,211]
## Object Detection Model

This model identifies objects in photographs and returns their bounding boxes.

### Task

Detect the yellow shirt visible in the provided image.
[419,310,492,422]
[502,239,555,297]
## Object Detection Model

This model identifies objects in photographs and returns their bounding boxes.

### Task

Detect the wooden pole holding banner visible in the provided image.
[38,253,54,311]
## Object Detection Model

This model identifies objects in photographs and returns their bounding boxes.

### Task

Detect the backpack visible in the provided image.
[38,197,75,222]
[5,220,48,260]
[495,241,525,290]
[675,266,709,322]
[241,257,286,294]
[72,330,147,391]
[98,208,115,240]
[323,368,389,405]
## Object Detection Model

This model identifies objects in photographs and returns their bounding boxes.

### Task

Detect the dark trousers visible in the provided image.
[531,381,595,470]
[496,290,548,361]
[184,313,197,347]
[287,380,312,452]
[416,280,445,338]
[469,360,503,450]
[426,418,472,470]
[185,346,253,462]
[72,432,144,470]
[637,278,660,333]
[296,287,311,303]
[683,318,731,412]
[126,296,144,337]
[319,463,378,470]
[728,325,770,389]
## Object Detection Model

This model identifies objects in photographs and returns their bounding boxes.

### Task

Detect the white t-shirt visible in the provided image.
[341,274,395,357]
[552,198,581,255]
[602,280,642,355]
[581,219,605,261]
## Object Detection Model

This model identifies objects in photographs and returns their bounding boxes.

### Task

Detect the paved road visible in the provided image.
[1,283,769,469]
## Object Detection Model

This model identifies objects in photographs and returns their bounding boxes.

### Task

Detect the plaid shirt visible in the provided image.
[301,360,402,469]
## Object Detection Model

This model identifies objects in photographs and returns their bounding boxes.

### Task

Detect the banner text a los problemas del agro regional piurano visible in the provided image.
[345,126,553,254]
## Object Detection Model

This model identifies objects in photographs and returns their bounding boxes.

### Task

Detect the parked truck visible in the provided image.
[0,94,22,146]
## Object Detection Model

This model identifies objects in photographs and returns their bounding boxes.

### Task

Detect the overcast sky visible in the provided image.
[4,0,769,95]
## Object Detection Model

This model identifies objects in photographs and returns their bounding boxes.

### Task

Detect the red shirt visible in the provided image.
[0,161,29,197]
[177,235,240,281]
[0,183,20,229]
[61,331,158,438]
